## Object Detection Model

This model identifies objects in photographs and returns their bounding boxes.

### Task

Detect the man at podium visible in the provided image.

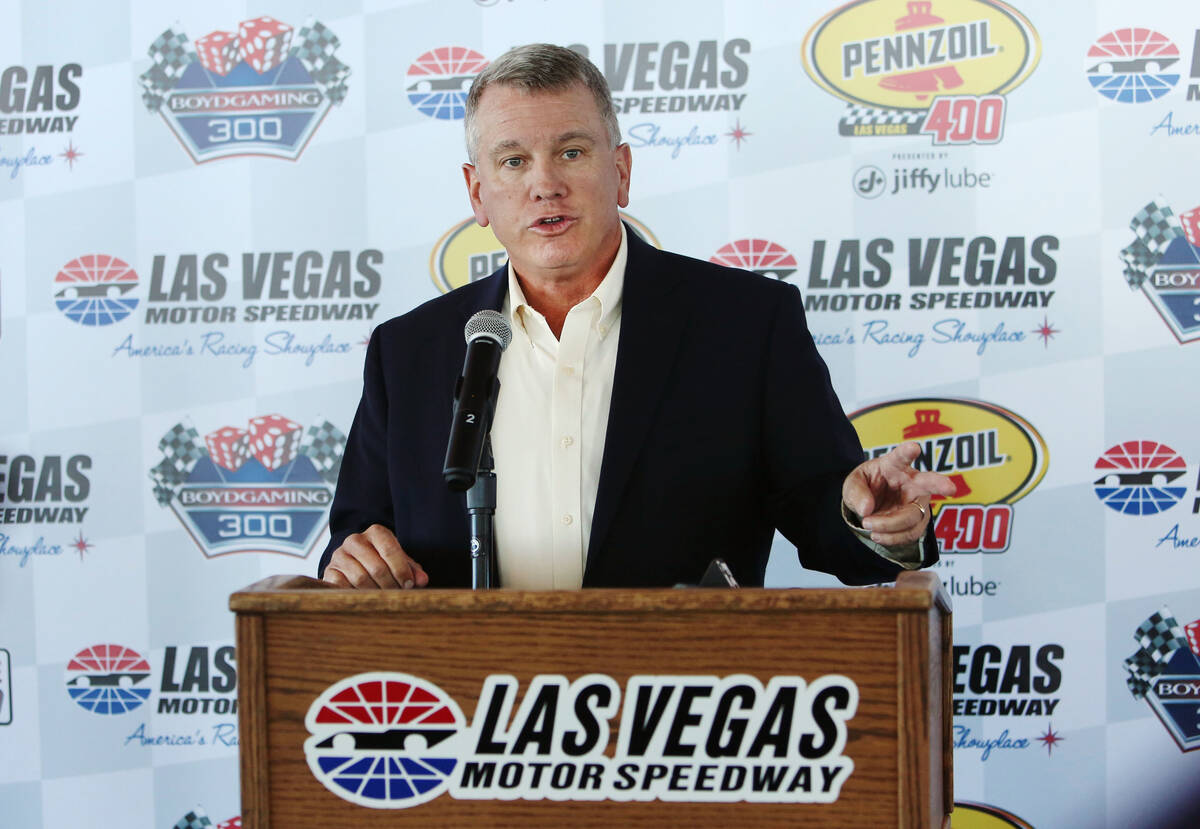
[317,44,955,591]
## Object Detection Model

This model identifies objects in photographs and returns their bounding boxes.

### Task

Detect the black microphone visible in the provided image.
[443,310,513,491]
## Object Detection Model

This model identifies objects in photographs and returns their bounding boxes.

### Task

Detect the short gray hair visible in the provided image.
[464,43,621,164]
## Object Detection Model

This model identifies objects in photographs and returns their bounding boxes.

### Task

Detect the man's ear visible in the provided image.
[615,143,632,209]
[462,163,489,226]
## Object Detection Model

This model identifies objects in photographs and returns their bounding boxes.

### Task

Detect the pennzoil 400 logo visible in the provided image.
[802,0,1040,144]
[138,16,349,162]
[148,415,345,558]
[429,215,661,294]
[850,398,1047,554]
[304,671,858,809]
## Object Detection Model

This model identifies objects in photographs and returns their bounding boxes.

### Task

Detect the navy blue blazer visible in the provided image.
[318,228,937,587]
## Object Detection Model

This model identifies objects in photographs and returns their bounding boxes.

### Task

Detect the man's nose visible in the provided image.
[530,159,566,200]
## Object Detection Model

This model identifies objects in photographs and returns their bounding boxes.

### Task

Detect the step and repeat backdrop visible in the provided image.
[1,0,1199,826]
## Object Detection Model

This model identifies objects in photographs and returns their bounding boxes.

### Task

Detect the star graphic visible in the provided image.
[59,140,85,170]
[1036,723,1064,756]
[1032,315,1060,347]
[726,119,752,150]
[70,531,94,561]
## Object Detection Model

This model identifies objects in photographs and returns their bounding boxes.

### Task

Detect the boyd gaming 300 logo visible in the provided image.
[139,17,350,162]
[1123,607,1200,751]
[850,398,1048,554]
[305,673,465,808]
[53,254,139,326]
[148,415,345,558]
[802,0,1040,144]
[1093,439,1189,516]
[64,644,151,715]
[406,47,489,120]
[1085,28,1180,103]
[1120,199,1200,343]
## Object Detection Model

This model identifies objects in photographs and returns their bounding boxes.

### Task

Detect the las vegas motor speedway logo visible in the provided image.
[1085,28,1181,104]
[53,254,139,327]
[148,415,345,558]
[1093,439,1189,516]
[802,0,1040,144]
[1120,199,1200,344]
[850,398,1048,554]
[406,47,489,121]
[1122,606,1200,751]
[304,672,858,809]
[138,16,349,162]
[709,239,798,280]
[64,644,152,715]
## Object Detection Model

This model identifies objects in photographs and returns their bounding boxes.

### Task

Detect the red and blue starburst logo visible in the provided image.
[304,673,465,808]
[1093,440,1188,516]
[1086,28,1180,103]
[709,239,798,281]
[64,644,151,715]
[406,47,489,121]
[53,254,139,327]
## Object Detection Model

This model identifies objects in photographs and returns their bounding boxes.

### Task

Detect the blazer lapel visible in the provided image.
[586,229,690,573]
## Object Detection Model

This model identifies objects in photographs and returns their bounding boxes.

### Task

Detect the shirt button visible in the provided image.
[561,436,574,448]
[562,513,574,525]
[562,365,575,375]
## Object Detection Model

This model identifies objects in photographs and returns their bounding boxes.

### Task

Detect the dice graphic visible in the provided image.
[195,30,240,76]
[1180,207,1200,248]
[205,426,251,472]
[237,16,293,74]
[249,414,303,470]
[1187,619,1200,659]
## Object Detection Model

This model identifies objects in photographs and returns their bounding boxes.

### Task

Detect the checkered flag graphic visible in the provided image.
[1120,200,1183,289]
[1123,607,1188,699]
[148,458,183,505]
[158,423,206,476]
[300,420,347,483]
[139,28,194,111]
[838,103,925,135]
[291,20,350,104]
[174,807,213,829]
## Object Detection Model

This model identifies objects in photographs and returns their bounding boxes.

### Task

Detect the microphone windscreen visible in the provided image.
[464,309,513,351]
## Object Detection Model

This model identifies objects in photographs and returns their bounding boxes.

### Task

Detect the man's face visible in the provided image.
[462,83,632,288]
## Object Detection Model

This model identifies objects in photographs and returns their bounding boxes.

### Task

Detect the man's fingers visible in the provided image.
[365,524,426,589]
[861,500,928,534]
[907,470,958,498]
[842,470,876,517]
[323,566,352,588]
[327,549,387,589]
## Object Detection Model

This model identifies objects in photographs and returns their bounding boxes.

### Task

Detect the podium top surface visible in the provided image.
[230,571,950,615]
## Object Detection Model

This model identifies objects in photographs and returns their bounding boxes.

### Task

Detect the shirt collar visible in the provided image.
[504,223,627,342]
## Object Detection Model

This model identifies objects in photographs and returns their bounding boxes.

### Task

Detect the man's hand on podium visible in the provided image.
[841,441,957,547]
[322,524,430,589]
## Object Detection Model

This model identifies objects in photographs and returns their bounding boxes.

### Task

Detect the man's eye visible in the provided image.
[502,157,523,168]
[563,149,581,159]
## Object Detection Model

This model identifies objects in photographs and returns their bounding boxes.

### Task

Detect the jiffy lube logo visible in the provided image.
[139,17,349,162]
[305,672,859,809]
[1119,199,1200,344]
[148,415,345,558]
[802,0,1040,143]
[429,215,660,294]
[850,398,1047,554]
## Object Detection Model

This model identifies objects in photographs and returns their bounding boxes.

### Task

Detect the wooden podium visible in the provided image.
[230,571,952,828]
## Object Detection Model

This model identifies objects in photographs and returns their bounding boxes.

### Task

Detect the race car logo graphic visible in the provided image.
[149,416,345,558]
[64,644,151,715]
[430,214,660,293]
[53,254,139,326]
[802,0,1040,143]
[850,398,1048,554]
[1120,199,1200,344]
[1086,28,1180,103]
[1123,607,1200,752]
[406,47,489,120]
[709,239,799,280]
[305,673,466,808]
[138,17,350,162]
[1093,440,1188,515]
